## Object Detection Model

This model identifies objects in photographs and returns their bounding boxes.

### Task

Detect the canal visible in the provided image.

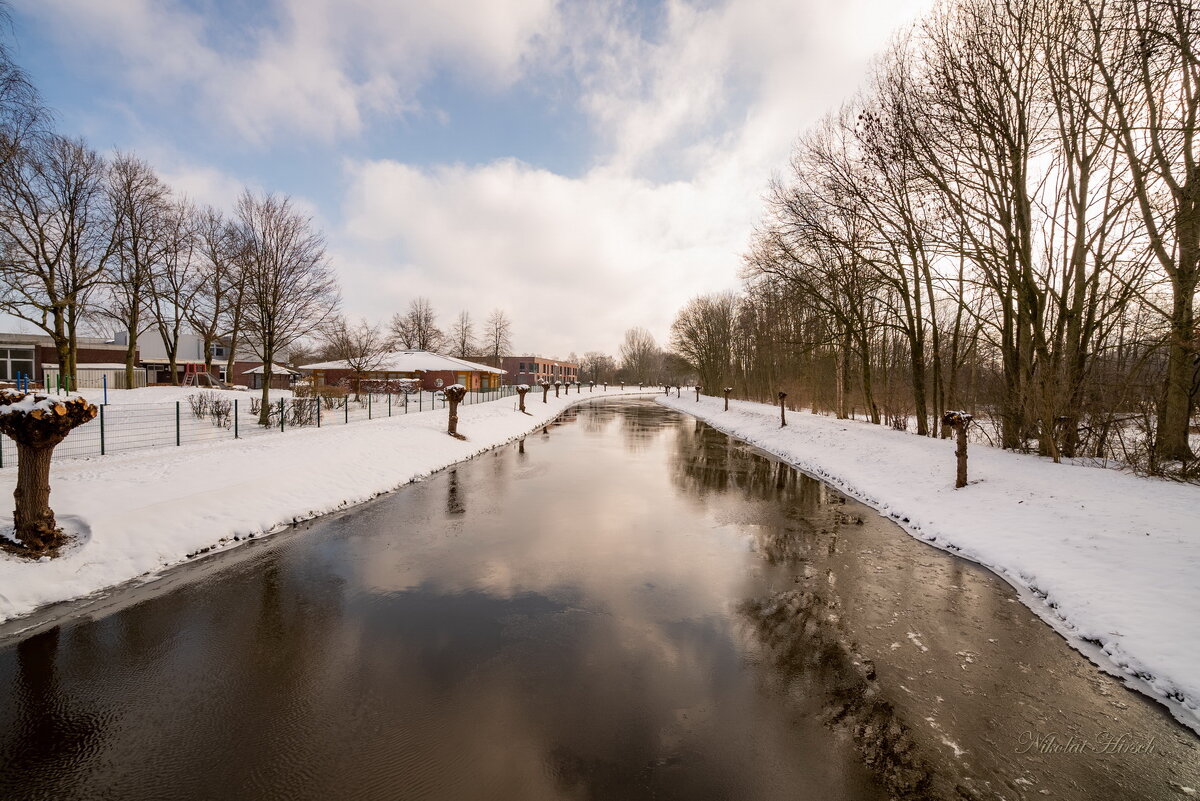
[0,399,1196,800]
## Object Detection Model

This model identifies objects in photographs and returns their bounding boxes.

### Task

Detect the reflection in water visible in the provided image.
[0,400,1196,801]
[666,408,1200,801]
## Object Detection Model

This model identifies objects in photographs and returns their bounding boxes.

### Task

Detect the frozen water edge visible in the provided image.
[658,393,1200,737]
[0,389,657,628]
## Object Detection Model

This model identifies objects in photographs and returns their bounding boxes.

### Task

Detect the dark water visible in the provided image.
[0,400,1196,800]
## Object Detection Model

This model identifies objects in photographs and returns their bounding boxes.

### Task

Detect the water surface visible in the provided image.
[0,399,1195,800]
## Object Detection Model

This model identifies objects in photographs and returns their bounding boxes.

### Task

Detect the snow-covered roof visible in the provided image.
[242,363,302,375]
[300,350,507,375]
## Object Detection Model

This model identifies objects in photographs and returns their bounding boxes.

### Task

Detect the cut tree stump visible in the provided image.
[0,390,98,555]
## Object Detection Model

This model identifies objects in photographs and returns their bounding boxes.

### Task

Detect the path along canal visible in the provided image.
[0,399,1196,800]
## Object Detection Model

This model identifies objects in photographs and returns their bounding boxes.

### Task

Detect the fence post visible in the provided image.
[388,392,392,417]
[344,398,349,424]
[176,401,181,446]
[234,399,239,439]
[99,404,106,456]
[103,374,108,405]
[317,397,322,427]
[280,398,285,432]
[369,393,372,420]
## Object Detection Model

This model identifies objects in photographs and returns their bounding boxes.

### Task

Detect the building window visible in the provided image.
[0,347,35,381]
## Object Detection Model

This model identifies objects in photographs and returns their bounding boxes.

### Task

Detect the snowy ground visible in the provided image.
[0,387,654,626]
[658,393,1200,735]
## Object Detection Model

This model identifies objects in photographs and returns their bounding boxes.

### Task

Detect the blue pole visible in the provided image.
[103,374,108,405]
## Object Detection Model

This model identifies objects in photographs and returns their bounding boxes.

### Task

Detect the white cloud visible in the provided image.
[16,0,557,142]
[332,0,933,356]
[335,157,750,356]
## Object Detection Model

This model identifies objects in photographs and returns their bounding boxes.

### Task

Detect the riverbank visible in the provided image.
[0,388,654,625]
[657,393,1200,735]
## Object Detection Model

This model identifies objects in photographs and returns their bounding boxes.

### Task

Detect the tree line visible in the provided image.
[669,0,1199,477]
[312,300,516,377]
[0,28,341,424]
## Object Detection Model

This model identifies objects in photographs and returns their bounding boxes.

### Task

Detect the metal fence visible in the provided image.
[42,368,152,390]
[0,385,525,468]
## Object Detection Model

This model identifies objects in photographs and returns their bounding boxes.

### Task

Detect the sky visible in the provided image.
[8,0,931,359]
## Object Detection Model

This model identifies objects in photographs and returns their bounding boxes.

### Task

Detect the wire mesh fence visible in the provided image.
[0,385,526,469]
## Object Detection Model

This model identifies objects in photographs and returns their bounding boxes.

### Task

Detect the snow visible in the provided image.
[0,387,657,626]
[0,389,93,417]
[658,393,1200,734]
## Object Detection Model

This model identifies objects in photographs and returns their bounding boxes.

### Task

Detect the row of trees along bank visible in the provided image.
[670,0,1199,479]
[0,21,340,427]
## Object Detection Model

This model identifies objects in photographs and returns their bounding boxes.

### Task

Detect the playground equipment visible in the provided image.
[182,363,230,389]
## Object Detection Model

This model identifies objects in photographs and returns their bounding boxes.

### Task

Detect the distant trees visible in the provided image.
[449,310,476,358]
[580,351,616,383]
[390,297,444,352]
[482,309,513,361]
[326,316,388,399]
[670,293,737,393]
[236,191,340,424]
[619,327,659,383]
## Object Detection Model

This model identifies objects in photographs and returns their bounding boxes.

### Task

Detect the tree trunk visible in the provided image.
[955,423,968,489]
[1157,274,1197,461]
[13,442,64,551]
[124,314,139,391]
[258,363,273,426]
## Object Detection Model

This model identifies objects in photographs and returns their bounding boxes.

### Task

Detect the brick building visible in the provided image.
[491,356,579,386]
[0,333,135,384]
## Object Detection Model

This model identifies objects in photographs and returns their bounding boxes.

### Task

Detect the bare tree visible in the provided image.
[482,308,513,362]
[104,153,171,389]
[619,327,659,383]
[148,198,200,385]
[580,351,615,383]
[235,190,340,425]
[326,316,389,399]
[670,292,738,394]
[390,297,444,352]
[449,309,476,358]
[0,10,43,170]
[188,206,244,377]
[1081,0,1200,460]
[0,135,113,384]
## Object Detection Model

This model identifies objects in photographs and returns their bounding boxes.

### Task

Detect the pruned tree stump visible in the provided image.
[942,411,973,488]
[445,385,467,439]
[0,390,98,555]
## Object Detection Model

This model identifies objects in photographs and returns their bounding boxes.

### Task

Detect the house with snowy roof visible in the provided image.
[299,350,506,392]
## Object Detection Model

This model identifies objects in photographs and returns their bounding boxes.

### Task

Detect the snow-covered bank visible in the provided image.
[658,394,1200,734]
[0,388,654,625]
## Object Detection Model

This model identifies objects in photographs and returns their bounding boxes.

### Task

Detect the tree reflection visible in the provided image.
[741,589,935,799]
